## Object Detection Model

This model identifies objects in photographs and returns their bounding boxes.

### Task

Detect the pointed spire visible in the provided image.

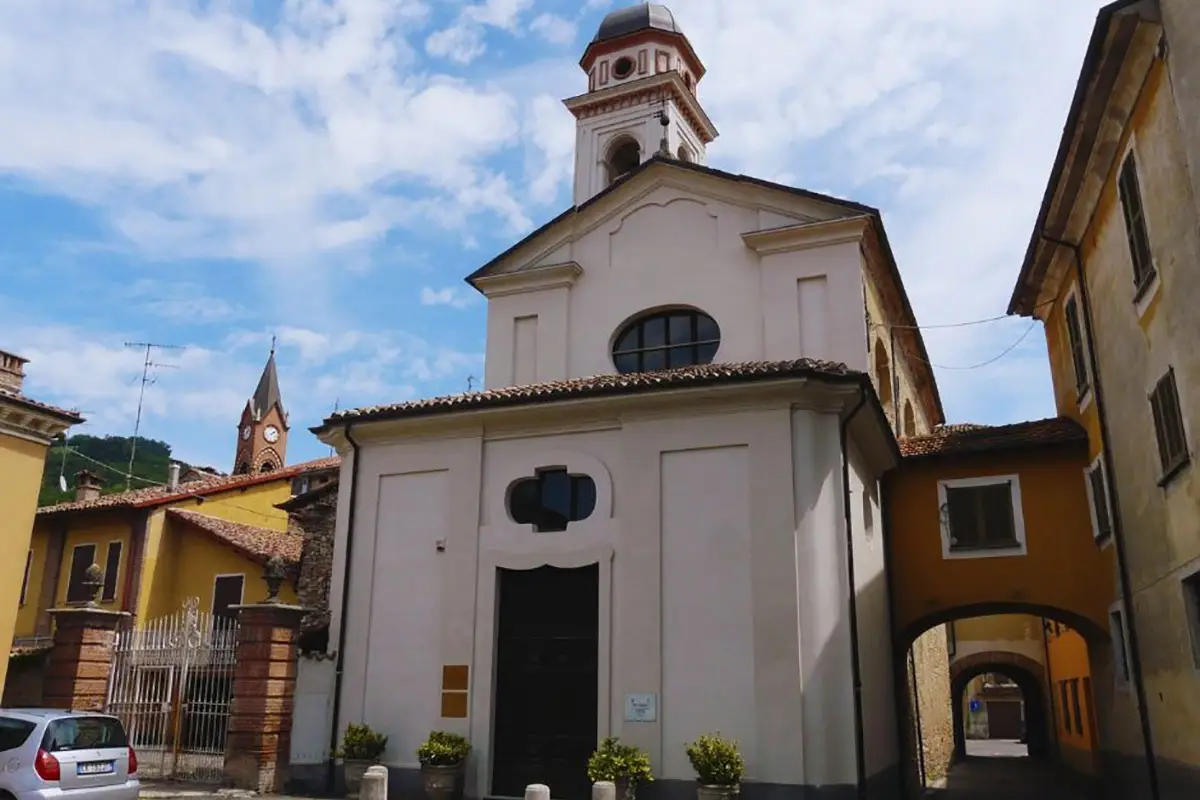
[250,345,285,423]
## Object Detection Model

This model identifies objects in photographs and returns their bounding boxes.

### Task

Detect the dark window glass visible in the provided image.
[945,482,1017,551]
[1185,571,1200,669]
[66,544,98,604]
[1070,679,1083,734]
[508,469,598,533]
[1118,154,1155,292]
[1060,682,1072,733]
[1088,465,1111,540]
[1064,296,1089,397]
[102,542,122,602]
[213,575,245,619]
[612,309,720,374]
[0,717,36,752]
[1150,368,1189,478]
[20,550,32,605]
[43,716,128,752]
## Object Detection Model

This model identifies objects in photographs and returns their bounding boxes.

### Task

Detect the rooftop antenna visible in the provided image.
[329,398,339,457]
[123,341,185,490]
[467,375,477,392]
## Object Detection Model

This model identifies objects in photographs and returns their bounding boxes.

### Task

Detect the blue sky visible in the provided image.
[0,0,1107,471]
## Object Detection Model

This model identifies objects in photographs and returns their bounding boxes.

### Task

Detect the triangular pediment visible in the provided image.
[465,157,875,286]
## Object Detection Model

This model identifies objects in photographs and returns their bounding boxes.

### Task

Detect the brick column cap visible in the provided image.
[48,607,131,627]
[231,602,309,624]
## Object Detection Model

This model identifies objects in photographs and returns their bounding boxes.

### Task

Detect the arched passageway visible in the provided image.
[950,652,1050,761]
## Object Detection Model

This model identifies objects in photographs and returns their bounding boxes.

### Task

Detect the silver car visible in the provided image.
[0,709,139,800]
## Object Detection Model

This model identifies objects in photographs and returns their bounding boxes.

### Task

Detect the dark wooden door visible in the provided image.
[986,700,1024,740]
[492,565,598,800]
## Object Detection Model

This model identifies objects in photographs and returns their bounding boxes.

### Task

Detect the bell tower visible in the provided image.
[233,342,288,475]
[566,3,718,205]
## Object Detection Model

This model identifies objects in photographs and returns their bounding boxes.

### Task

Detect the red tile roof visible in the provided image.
[0,386,84,424]
[37,456,341,517]
[167,508,303,567]
[899,417,1088,458]
[316,359,863,430]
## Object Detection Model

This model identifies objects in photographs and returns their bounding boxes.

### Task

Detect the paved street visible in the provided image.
[926,740,1099,799]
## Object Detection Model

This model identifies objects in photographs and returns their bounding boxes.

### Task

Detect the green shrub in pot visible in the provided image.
[685,733,744,800]
[587,737,654,800]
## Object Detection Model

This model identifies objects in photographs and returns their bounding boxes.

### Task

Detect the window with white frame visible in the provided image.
[937,476,1025,556]
[1084,456,1112,542]
[1063,290,1090,402]
[1117,151,1157,297]
[1110,606,1131,685]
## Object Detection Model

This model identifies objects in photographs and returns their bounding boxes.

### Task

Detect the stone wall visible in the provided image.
[900,624,953,793]
[288,485,337,638]
[1,652,47,706]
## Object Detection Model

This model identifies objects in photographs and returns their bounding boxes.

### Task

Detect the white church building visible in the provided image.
[316,4,943,799]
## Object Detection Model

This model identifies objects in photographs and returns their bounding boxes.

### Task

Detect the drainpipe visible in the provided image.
[880,476,917,799]
[908,648,926,786]
[1041,235,1160,799]
[1040,618,1061,758]
[326,423,362,795]
[839,387,869,798]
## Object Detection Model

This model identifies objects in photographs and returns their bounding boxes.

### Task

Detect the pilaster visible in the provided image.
[44,607,129,711]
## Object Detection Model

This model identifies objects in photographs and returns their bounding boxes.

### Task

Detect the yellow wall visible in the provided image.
[863,264,935,438]
[887,449,1116,643]
[136,479,296,621]
[1047,624,1100,775]
[0,433,52,689]
[14,527,49,638]
[55,516,133,608]
[955,614,1041,644]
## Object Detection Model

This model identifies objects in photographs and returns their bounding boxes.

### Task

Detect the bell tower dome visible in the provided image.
[233,343,289,475]
[566,3,718,205]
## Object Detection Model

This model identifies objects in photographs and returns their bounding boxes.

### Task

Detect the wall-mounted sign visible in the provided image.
[624,693,657,722]
[969,699,982,714]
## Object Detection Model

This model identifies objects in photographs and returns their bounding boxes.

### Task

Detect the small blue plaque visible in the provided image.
[969,699,982,713]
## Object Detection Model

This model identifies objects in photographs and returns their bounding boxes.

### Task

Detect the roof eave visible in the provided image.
[1008,0,1146,316]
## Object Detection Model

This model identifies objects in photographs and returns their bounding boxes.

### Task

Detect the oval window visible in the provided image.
[612,309,720,374]
[613,56,635,80]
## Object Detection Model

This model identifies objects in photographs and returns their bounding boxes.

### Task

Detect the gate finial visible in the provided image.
[82,563,104,608]
[263,556,286,604]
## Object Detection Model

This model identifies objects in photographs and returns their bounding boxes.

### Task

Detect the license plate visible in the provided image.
[77,761,115,776]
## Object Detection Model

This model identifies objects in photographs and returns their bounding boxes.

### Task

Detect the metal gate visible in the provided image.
[105,598,238,782]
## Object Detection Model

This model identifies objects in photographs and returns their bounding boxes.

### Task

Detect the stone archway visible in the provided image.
[950,650,1051,760]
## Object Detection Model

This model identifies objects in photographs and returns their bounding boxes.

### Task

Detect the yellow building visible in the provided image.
[0,350,83,694]
[1010,1,1200,794]
[4,350,339,704]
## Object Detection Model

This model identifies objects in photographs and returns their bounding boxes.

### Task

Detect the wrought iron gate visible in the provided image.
[105,598,238,782]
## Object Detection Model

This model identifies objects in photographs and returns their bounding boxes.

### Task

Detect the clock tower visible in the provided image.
[233,344,288,474]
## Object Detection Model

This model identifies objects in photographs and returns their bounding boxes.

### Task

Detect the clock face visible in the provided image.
[241,426,251,441]
[264,425,280,443]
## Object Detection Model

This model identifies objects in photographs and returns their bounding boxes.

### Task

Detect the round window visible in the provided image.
[612,309,720,374]
[613,56,635,80]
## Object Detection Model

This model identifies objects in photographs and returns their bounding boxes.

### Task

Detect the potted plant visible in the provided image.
[417,730,472,800]
[685,733,745,800]
[587,737,654,800]
[336,722,388,798]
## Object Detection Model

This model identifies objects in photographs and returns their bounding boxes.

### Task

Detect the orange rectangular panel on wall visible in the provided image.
[442,664,469,692]
[441,692,468,719]
[638,49,648,75]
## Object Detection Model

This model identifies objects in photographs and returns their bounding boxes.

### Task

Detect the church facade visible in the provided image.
[316,5,942,799]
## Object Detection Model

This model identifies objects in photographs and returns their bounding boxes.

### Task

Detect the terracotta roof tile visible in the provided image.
[0,386,85,424]
[38,456,341,517]
[167,508,302,567]
[318,359,862,429]
[900,417,1088,458]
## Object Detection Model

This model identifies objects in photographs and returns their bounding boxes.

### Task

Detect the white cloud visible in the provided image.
[8,321,482,468]
[126,280,247,323]
[426,0,534,65]
[421,286,479,310]
[530,13,577,46]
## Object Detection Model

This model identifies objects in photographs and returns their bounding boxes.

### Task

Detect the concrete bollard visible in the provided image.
[592,781,617,800]
[526,784,551,800]
[362,765,389,800]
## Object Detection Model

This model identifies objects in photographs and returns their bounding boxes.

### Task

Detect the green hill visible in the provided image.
[39,434,184,506]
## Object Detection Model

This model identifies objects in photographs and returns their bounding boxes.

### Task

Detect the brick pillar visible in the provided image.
[225,603,305,794]
[44,608,129,711]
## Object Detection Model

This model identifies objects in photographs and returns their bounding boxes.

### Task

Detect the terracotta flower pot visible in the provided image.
[421,762,465,800]
[696,784,740,800]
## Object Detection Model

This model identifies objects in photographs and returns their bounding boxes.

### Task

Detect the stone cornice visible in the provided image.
[741,215,872,256]
[564,71,718,144]
[0,395,81,445]
[472,261,583,298]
